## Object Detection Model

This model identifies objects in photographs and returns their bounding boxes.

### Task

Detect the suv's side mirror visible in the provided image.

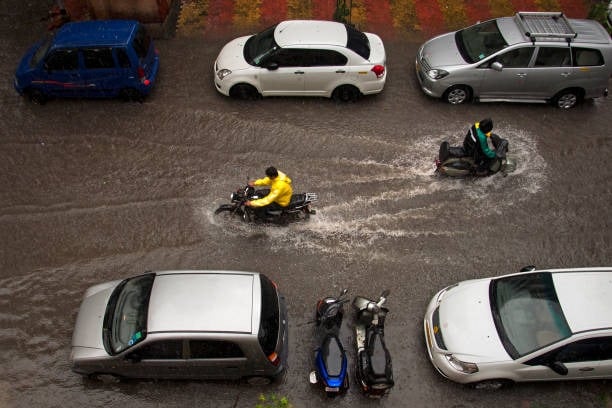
[491,61,503,71]
[548,361,568,376]
[266,62,279,71]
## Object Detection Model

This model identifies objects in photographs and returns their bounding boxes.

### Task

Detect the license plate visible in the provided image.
[325,386,340,392]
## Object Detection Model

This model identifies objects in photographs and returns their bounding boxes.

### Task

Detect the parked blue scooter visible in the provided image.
[309,289,349,397]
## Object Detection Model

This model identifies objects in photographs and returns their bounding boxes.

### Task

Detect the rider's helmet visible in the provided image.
[479,118,493,135]
[265,166,278,178]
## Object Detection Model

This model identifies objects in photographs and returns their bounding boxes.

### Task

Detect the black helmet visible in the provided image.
[265,166,278,178]
[479,118,493,134]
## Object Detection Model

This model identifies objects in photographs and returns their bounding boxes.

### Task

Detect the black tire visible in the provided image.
[87,372,123,383]
[332,85,360,103]
[553,89,582,109]
[229,83,259,100]
[214,205,240,221]
[443,85,471,105]
[469,379,513,390]
[27,89,47,105]
[120,88,144,103]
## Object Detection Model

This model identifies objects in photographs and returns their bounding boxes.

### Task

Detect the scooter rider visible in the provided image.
[245,166,293,217]
[463,118,498,173]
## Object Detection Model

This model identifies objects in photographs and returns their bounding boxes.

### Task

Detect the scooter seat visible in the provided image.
[361,330,394,385]
[321,335,345,376]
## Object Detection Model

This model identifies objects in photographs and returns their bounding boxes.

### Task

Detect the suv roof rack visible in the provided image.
[515,12,577,44]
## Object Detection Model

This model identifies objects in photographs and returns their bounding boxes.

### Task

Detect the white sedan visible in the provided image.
[424,267,612,389]
[214,20,386,102]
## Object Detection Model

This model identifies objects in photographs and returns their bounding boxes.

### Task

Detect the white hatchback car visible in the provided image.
[424,267,612,389]
[214,20,386,102]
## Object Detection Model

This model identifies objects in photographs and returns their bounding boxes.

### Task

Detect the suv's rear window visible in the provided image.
[258,274,280,356]
[345,24,371,60]
[133,25,151,59]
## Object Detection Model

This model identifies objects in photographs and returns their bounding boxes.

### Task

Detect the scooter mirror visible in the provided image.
[309,371,318,384]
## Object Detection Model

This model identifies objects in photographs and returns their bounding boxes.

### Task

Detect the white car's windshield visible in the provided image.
[103,274,154,354]
[455,20,507,63]
[490,272,571,359]
[244,25,279,66]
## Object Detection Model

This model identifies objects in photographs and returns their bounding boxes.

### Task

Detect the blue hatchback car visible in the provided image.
[14,20,159,104]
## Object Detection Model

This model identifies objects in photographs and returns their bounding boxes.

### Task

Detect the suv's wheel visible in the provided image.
[444,85,471,105]
[229,84,260,100]
[332,85,360,103]
[469,379,512,390]
[553,88,582,109]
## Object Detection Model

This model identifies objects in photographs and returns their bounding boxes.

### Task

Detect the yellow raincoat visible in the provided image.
[250,171,293,207]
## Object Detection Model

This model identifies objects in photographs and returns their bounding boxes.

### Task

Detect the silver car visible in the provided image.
[416,12,612,108]
[71,270,288,384]
[424,267,612,389]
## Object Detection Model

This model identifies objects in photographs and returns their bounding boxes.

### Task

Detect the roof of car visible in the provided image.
[146,271,260,334]
[274,20,347,48]
[551,269,612,332]
[52,20,139,47]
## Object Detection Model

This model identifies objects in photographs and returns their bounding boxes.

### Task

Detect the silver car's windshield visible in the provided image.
[244,25,279,66]
[103,273,154,355]
[456,20,507,63]
[490,272,571,359]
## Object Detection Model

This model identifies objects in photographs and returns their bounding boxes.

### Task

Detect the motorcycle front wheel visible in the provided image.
[214,205,241,221]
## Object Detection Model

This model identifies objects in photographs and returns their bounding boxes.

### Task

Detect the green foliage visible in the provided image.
[254,393,292,408]
[588,0,612,34]
[334,0,351,24]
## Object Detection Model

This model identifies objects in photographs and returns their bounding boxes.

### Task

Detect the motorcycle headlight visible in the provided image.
[427,69,449,80]
[445,354,478,374]
[217,69,232,80]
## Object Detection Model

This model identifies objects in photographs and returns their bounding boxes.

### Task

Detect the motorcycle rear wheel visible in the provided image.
[214,205,241,221]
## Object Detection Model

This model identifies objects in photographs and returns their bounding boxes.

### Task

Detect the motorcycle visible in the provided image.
[353,289,394,398]
[214,184,317,224]
[436,133,516,177]
[309,289,350,397]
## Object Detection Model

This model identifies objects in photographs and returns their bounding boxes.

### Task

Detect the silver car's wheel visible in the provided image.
[444,86,470,104]
[470,379,511,390]
[554,90,580,109]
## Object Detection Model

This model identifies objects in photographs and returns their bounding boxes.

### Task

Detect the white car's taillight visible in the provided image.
[371,65,385,78]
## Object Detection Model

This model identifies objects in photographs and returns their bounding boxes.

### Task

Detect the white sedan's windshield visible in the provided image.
[491,272,571,358]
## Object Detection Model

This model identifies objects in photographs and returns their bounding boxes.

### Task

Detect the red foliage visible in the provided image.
[205,0,235,36]
[414,1,447,36]
[312,0,337,20]
[510,0,537,12]
[557,0,588,18]
[464,0,494,24]
[362,0,395,38]
[261,0,287,26]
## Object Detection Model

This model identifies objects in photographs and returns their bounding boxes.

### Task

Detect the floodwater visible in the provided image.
[1,2,611,408]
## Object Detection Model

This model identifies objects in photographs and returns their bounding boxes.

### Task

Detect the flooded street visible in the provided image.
[1,3,611,408]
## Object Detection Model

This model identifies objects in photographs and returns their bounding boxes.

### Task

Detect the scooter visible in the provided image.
[436,133,516,177]
[214,183,317,224]
[352,289,394,398]
[309,289,350,397]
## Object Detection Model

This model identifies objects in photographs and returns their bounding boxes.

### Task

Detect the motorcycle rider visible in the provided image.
[245,166,293,217]
[462,118,498,173]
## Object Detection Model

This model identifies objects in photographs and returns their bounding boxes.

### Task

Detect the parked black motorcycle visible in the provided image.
[352,290,394,397]
[214,184,317,224]
[309,289,349,397]
[436,133,516,177]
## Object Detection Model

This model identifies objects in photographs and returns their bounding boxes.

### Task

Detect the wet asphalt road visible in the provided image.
[1,2,611,408]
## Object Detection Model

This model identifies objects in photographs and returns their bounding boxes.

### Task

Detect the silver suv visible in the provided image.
[71,270,288,384]
[416,12,612,108]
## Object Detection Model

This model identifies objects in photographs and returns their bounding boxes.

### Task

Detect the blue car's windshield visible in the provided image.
[455,20,507,63]
[490,272,571,359]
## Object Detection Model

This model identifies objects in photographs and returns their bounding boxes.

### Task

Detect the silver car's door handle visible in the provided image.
[579,367,595,372]
[294,71,305,75]
[561,72,571,77]
[336,70,346,73]
[516,73,527,78]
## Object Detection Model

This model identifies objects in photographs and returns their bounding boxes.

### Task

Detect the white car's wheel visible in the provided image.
[470,379,512,390]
